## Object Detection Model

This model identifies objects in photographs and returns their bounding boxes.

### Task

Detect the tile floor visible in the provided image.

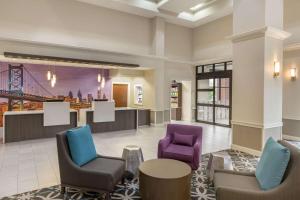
[0,122,231,198]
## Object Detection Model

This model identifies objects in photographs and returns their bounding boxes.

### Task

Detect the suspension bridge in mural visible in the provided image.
[0,64,56,110]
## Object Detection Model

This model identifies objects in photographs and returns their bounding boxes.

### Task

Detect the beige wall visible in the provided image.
[284,0,300,46]
[232,37,265,125]
[192,15,233,62]
[165,23,193,61]
[163,62,195,121]
[283,50,300,120]
[0,0,153,56]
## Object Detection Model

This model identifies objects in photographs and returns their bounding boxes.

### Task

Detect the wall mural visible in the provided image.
[0,62,111,127]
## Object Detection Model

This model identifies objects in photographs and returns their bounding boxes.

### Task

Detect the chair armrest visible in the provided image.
[215,169,255,177]
[193,141,201,164]
[158,136,171,158]
[216,186,275,200]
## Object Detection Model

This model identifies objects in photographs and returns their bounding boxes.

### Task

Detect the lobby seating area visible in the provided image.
[1,0,300,200]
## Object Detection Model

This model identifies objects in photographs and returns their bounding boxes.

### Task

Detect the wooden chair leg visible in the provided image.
[60,186,66,194]
[105,192,111,200]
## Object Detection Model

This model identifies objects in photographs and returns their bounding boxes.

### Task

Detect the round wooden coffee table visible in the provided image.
[139,159,192,200]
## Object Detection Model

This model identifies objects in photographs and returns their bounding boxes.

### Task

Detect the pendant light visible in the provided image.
[47,70,52,81]
[51,78,55,88]
[97,73,101,83]
[101,77,105,88]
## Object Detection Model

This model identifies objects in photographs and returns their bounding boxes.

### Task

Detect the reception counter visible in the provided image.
[3,110,77,143]
[84,107,151,133]
[3,101,151,143]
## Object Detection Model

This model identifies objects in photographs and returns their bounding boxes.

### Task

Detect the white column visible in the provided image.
[231,0,290,154]
[152,17,165,57]
[151,17,168,124]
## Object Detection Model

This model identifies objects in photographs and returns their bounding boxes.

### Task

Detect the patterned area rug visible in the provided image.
[1,149,259,200]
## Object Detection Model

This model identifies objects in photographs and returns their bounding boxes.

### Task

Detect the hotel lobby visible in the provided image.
[0,0,300,199]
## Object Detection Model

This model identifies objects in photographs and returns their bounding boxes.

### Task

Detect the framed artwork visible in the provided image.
[134,84,143,105]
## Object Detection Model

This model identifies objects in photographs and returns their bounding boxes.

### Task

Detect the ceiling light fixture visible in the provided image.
[157,0,169,7]
[47,70,52,81]
[190,3,205,11]
[101,77,106,89]
[189,0,217,12]
[51,78,55,88]
[97,73,101,83]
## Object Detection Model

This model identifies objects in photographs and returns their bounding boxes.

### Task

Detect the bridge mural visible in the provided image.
[0,62,111,127]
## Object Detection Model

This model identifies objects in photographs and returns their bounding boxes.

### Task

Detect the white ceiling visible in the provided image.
[76,0,233,28]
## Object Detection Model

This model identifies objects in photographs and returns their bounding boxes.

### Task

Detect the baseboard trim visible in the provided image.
[150,123,165,127]
[231,144,261,156]
[283,134,300,142]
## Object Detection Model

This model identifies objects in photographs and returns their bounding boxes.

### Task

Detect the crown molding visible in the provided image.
[227,26,291,43]
[193,56,232,65]
[0,36,193,66]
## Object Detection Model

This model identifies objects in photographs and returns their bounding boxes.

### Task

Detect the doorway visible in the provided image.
[196,61,232,127]
[170,80,192,122]
[113,83,129,107]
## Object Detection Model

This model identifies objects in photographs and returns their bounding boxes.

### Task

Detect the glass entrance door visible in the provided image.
[196,62,232,127]
[214,78,231,126]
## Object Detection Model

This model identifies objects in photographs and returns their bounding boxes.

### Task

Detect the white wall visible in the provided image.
[193,15,233,62]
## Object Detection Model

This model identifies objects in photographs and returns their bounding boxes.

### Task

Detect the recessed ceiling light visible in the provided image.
[190,0,216,12]
[157,0,169,7]
[190,3,205,11]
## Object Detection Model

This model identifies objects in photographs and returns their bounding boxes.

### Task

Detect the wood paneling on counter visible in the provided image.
[5,112,77,143]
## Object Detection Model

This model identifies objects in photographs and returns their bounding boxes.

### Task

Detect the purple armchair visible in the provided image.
[158,124,203,170]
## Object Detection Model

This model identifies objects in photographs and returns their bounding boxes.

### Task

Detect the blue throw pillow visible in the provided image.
[66,125,97,166]
[255,138,290,190]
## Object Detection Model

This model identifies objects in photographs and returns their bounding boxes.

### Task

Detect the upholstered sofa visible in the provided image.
[56,131,125,200]
[214,140,300,200]
[158,124,203,170]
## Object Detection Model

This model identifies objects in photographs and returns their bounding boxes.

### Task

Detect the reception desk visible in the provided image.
[3,101,150,142]
[3,110,77,143]
[84,107,151,133]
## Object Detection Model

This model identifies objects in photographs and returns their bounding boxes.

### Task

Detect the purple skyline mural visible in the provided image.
[0,62,112,101]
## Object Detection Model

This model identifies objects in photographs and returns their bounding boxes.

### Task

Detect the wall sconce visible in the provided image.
[290,68,297,81]
[273,61,280,78]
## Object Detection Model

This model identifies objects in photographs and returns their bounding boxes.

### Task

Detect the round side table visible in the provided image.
[139,159,192,200]
[122,145,144,179]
